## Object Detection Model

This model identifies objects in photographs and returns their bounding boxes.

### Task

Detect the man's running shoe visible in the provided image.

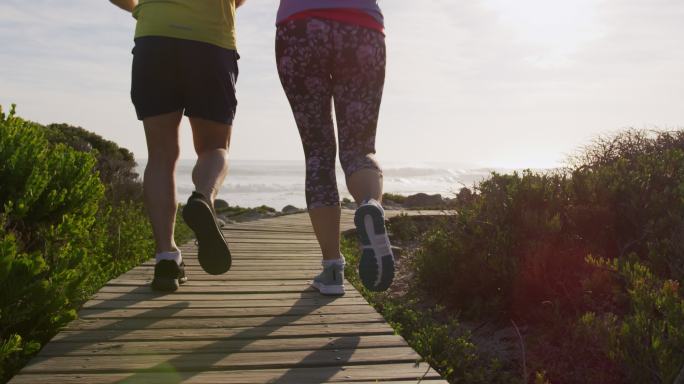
[182,191,232,275]
[311,262,346,296]
[151,260,188,292]
[354,199,395,291]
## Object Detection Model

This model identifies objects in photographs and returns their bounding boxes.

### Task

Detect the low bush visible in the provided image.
[580,257,684,384]
[415,171,583,319]
[0,106,191,382]
[382,193,407,204]
[382,300,519,384]
[214,203,278,223]
[407,129,684,383]
[44,123,142,203]
[0,105,106,380]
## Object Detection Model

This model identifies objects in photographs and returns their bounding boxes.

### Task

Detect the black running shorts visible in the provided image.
[131,36,239,125]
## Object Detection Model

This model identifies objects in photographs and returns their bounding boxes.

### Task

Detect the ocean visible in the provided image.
[135,159,498,210]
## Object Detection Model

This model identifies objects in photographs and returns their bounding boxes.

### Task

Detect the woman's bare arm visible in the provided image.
[236,0,246,8]
[110,0,138,13]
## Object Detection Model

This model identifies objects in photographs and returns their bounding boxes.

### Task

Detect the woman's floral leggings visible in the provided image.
[276,18,386,209]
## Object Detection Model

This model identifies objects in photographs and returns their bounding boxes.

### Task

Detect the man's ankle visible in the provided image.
[156,249,182,265]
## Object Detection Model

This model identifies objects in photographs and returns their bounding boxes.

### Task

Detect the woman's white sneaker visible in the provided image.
[311,262,346,296]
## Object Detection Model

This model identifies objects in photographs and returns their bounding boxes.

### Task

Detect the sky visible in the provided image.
[1,0,683,169]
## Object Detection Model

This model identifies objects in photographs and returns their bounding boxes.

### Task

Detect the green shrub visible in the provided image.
[582,257,684,384]
[383,193,407,204]
[173,204,194,246]
[414,171,585,319]
[43,123,142,203]
[386,214,418,240]
[0,334,38,381]
[569,131,684,282]
[526,308,625,384]
[386,214,447,244]
[382,300,519,384]
[408,129,684,382]
[214,203,277,223]
[0,105,107,380]
[415,130,684,319]
[0,106,180,382]
[101,201,155,278]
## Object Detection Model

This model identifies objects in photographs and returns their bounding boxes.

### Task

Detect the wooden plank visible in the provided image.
[23,346,421,373]
[81,297,369,309]
[199,249,324,254]
[223,227,316,234]
[200,235,318,241]
[91,292,362,301]
[100,276,318,288]
[116,275,326,282]
[183,257,323,262]
[140,259,321,265]
[140,260,323,267]
[65,313,385,331]
[184,249,323,253]
[10,363,445,383]
[77,305,379,319]
[99,284,322,293]
[179,252,325,257]
[180,255,324,259]
[51,323,396,343]
[137,265,323,271]
[117,271,334,280]
[209,239,321,245]
[121,267,326,274]
[194,256,324,260]
[38,334,410,356]
[137,267,324,272]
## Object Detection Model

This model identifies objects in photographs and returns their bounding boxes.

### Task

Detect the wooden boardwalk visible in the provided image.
[10,211,447,383]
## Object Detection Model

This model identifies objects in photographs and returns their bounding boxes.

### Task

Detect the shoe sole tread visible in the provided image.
[354,204,395,292]
[183,198,232,275]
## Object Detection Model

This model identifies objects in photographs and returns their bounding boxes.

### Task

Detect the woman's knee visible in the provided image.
[340,153,381,179]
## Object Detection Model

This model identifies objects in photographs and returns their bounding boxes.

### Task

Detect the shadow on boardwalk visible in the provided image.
[43,286,191,357]
[270,336,360,384]
[115,294,356,383]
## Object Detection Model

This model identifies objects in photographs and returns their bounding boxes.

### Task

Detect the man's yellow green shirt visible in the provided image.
[133,0,237,50]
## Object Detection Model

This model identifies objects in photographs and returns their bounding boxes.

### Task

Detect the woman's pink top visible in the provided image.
[280,8,384,34]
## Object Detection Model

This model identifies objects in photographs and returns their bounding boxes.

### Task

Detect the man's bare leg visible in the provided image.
[181,117,233,275]
[189,117,231,205]
[142,111,183,254]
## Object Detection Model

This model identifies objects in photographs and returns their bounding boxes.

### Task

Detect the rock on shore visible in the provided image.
[384,192,453,210]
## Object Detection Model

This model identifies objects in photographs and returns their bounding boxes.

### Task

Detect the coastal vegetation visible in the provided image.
[214,201,279,223]
[0,105,191,382]
[343,129,684,383]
